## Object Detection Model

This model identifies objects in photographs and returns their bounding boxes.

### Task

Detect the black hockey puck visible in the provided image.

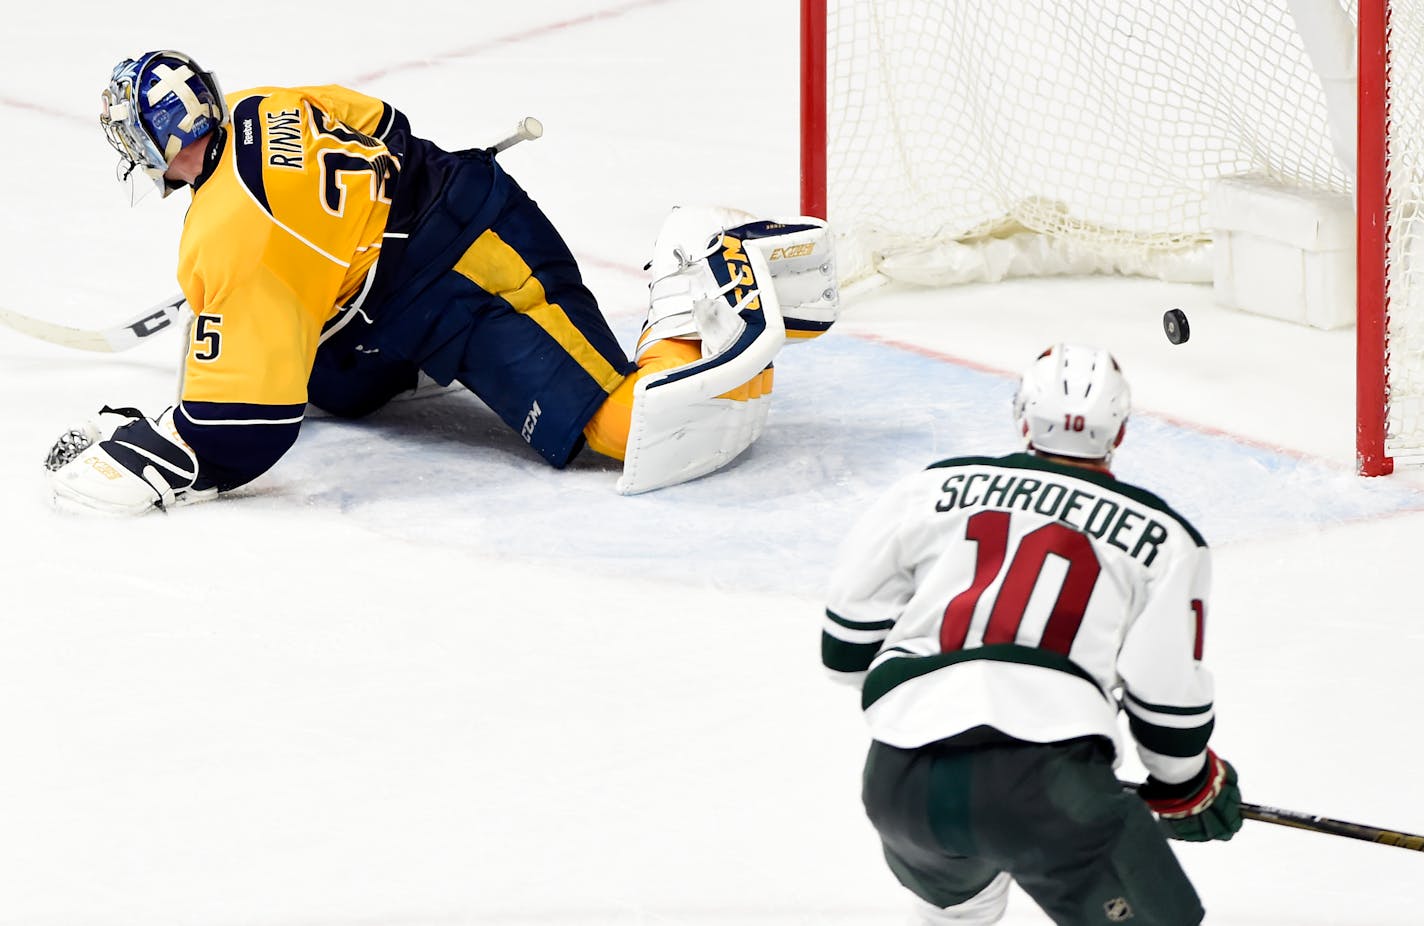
[1163,308,1190,345]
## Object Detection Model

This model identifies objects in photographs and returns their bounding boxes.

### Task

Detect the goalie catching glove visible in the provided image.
[44,406,215,515]
[1138,748,1243,842]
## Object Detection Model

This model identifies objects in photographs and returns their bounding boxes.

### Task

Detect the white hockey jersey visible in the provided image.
[823,452,1216,785]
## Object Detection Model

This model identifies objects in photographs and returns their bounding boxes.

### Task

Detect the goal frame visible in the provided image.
[1357,0,1391,475]
[799,0,1397,476]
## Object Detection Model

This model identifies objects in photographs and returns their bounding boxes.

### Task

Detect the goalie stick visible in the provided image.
[1121,781,1424,853]
[0,116,545,354]
[0,291,188,353]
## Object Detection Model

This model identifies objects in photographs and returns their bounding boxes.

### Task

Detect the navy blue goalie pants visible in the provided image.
[308,140,634,468]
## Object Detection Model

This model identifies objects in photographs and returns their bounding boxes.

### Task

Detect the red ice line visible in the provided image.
[852,332,1424,534]
[347,0,677,84]
[0,0,679,124]
[854,332,1333,469]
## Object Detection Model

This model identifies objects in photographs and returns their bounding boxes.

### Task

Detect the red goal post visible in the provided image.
[801,0,1417,476]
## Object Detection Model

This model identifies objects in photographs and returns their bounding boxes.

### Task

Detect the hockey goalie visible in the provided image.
[43,49,839,515]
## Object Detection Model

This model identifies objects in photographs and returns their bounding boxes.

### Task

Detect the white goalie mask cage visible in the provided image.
[1013,344,1131,461]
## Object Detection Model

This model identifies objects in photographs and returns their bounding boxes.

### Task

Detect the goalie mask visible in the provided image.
[1013,343,1131,462]
[100,50,227,200]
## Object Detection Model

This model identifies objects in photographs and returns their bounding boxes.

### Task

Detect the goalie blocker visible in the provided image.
[617,207,838,494]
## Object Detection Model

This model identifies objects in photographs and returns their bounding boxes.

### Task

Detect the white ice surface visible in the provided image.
[2,3,1423,924]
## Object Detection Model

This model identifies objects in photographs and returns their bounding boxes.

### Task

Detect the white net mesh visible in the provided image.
[1386,1,1424,459]
[824,0,1355,286]
[823,0,1424,465]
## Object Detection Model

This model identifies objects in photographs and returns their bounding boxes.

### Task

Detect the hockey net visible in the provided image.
[801,0,1424,473]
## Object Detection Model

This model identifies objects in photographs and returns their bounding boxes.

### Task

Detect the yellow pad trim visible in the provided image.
[453,229,625,393]
[584,338,701,460]
[715,362,774,402]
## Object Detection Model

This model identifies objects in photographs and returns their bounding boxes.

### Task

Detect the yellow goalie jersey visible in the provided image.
[173,84,407,489]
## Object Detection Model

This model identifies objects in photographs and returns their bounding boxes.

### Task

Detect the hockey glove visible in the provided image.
[44,406,215,515]
[1139,749,1243,842]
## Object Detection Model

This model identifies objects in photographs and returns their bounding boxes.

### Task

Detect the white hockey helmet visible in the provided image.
[1013,344,1131,461]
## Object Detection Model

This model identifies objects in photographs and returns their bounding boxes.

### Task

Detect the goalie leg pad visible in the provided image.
[617,246,785,494]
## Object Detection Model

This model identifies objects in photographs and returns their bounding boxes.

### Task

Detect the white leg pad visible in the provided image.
[617,244,785,495]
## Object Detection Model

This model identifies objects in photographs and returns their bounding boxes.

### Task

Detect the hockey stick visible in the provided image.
[1238,801,1424,852]
[0,292,188,353]
[490,115,543,152]
[0,116,545,354]
[1122,782,1424,852]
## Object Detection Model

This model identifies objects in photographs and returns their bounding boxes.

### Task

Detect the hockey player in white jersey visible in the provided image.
[823,344,1240,925]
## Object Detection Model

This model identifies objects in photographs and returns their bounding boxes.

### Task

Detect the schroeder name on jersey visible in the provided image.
[933,462,1170,566]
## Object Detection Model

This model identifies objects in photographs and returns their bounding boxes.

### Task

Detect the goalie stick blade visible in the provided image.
[0,293,189,353]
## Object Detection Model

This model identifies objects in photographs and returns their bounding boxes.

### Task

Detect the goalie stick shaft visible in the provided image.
[0,292,188,353]
[1120,781,1424,853]
[490,116,543,152]
[1,117,544,353]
